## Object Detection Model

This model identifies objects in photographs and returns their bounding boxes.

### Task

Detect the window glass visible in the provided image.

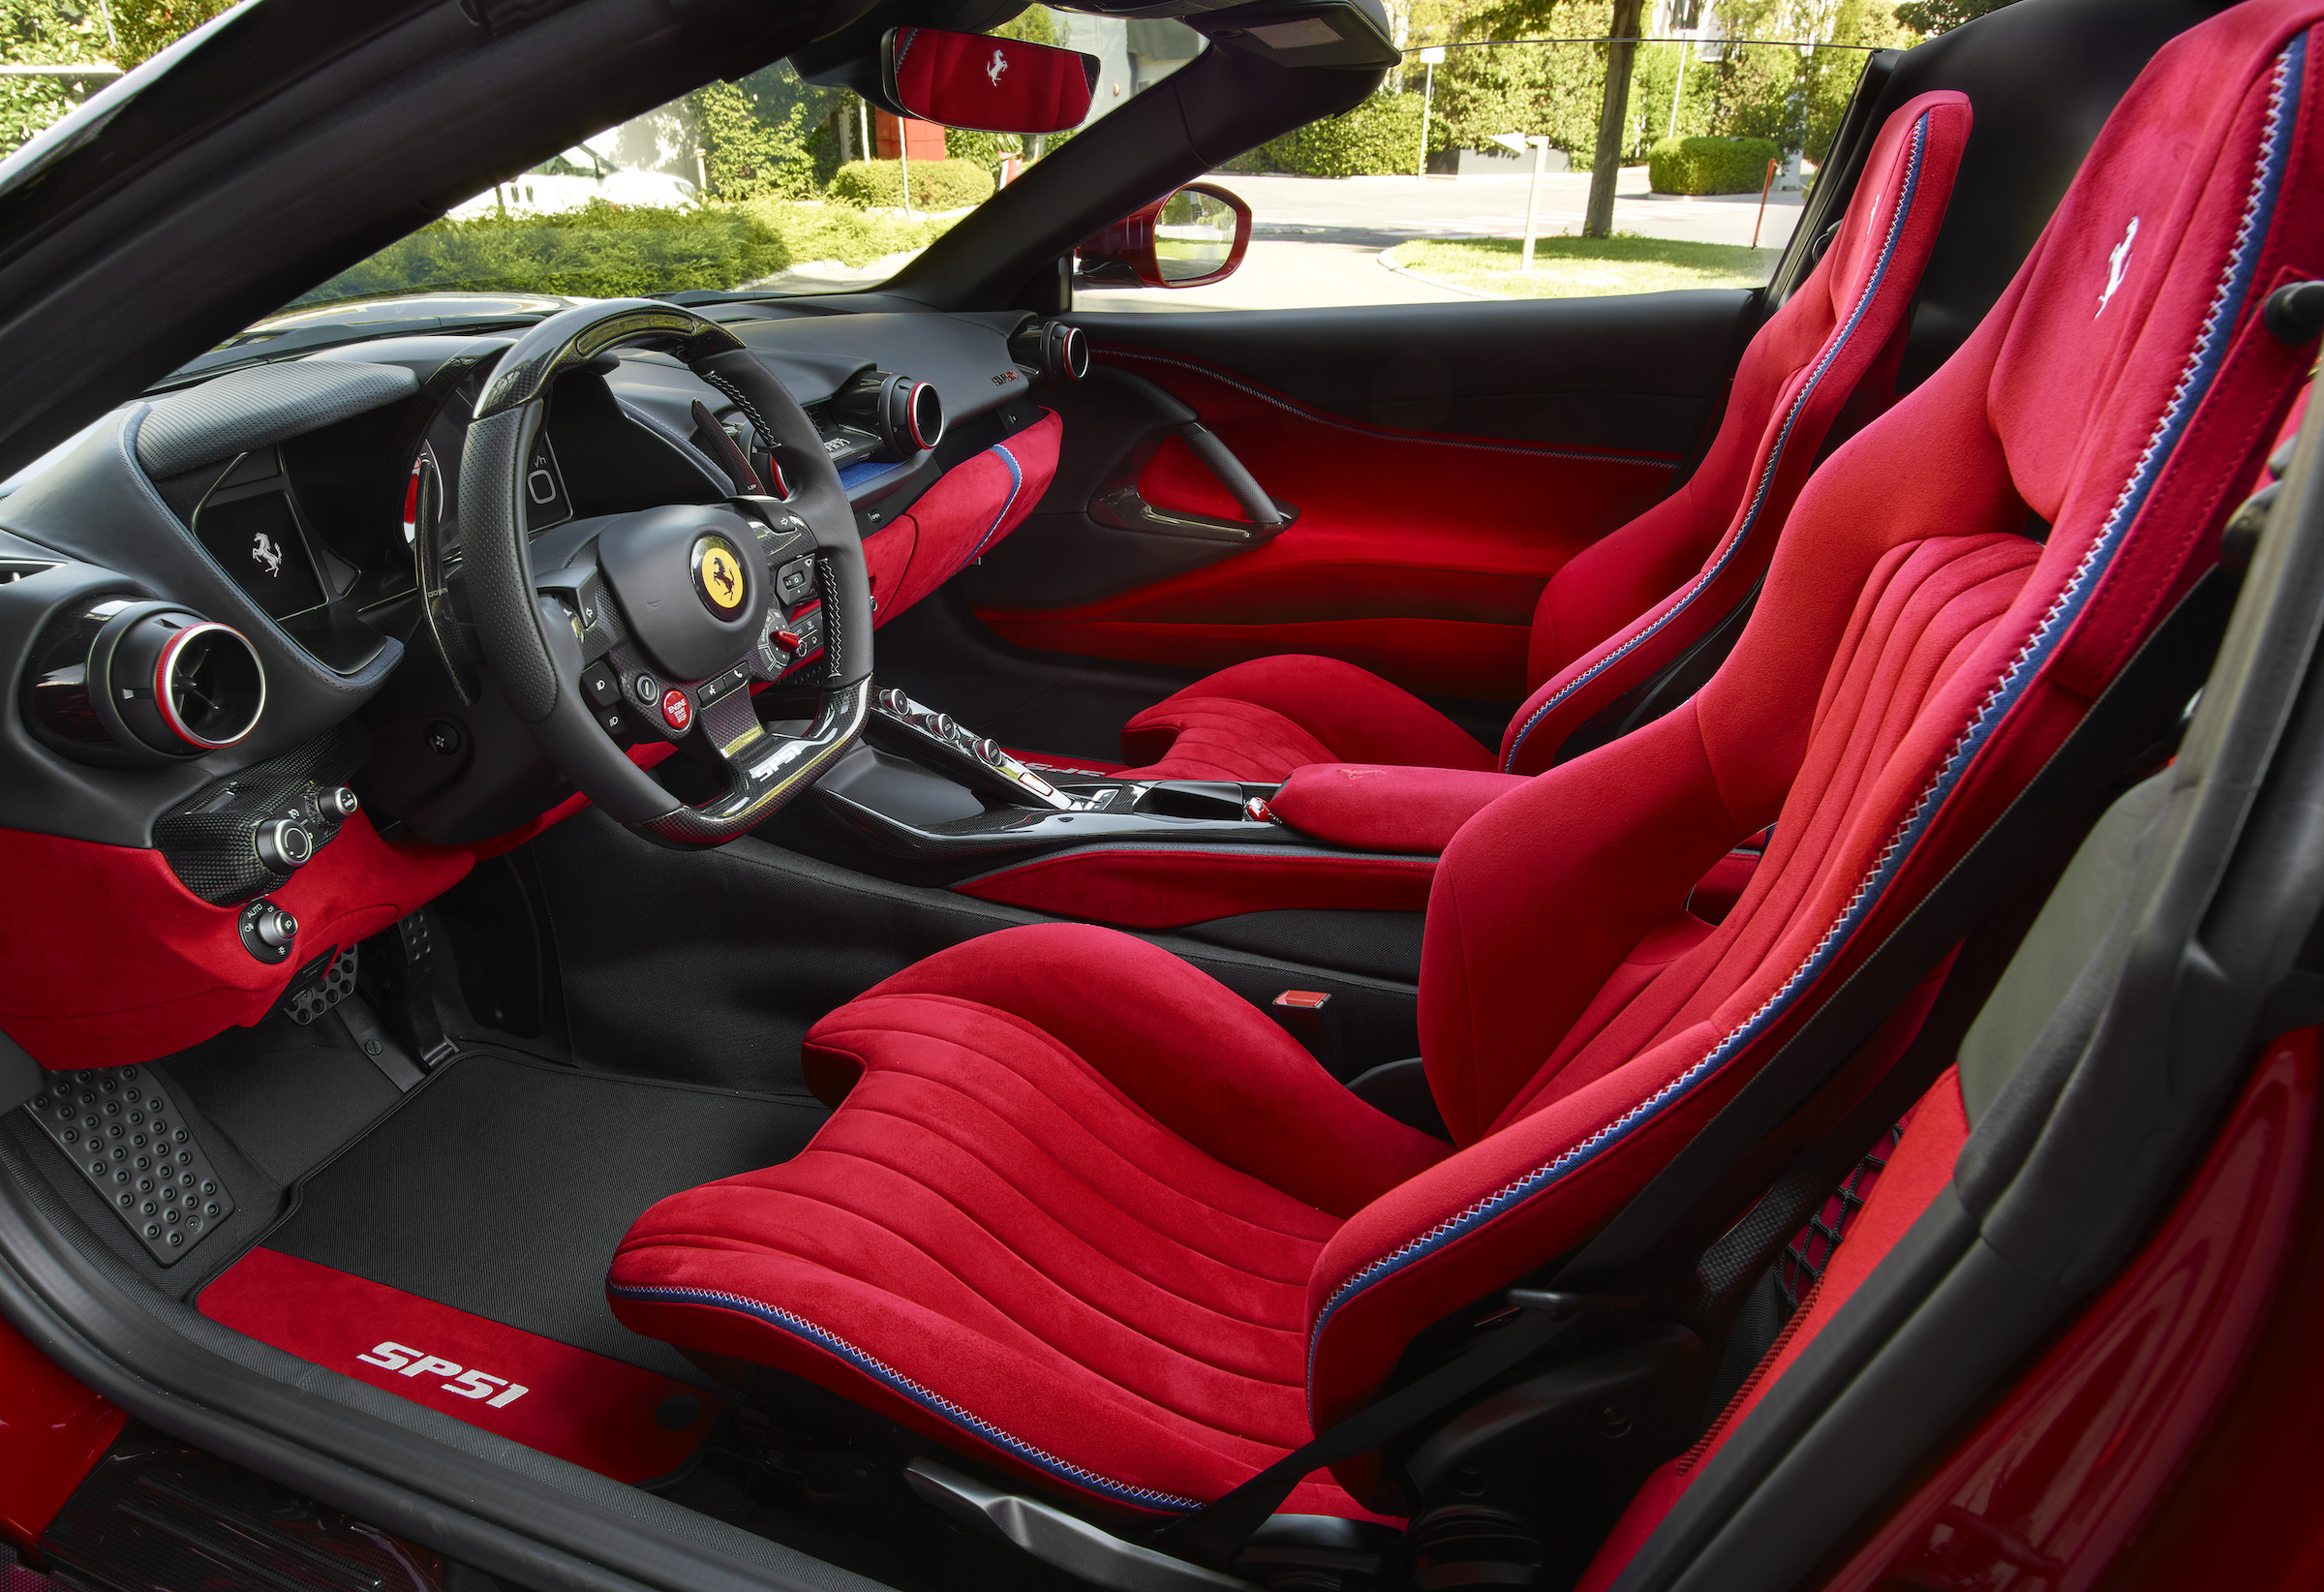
[1079,1,1911,314]
[254,1,1920,325]
[276,9,1202,316]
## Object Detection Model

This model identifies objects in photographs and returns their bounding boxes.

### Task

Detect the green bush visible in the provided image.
[827,158,994,211]
[294,201,788,303]
[292,199,966,305]
[729,199,958,267]
[1647,136,1782,196]
[1245,91,1423,177]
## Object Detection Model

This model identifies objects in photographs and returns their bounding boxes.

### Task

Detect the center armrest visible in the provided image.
[1270,764,1534,854]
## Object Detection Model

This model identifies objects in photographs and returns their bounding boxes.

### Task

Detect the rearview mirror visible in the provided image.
[1077,184,1253,290]
[882,27,1098,135]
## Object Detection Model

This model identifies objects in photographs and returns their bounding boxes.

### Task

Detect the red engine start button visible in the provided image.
[660,689,692,731]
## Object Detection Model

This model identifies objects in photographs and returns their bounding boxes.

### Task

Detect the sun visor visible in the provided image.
[1181,0,1399,70]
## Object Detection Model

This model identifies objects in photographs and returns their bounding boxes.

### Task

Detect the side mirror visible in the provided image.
[882,27,1098,135]
[1077,184,1253,290]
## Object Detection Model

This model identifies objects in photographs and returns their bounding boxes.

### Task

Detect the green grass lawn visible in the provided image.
[1389,234,1783,299]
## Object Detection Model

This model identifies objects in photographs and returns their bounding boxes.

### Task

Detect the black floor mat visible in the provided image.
[259,1052,825,1384]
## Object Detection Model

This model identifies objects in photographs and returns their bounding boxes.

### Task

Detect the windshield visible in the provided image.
[260,5,1906,329]
[276,9,1199,320]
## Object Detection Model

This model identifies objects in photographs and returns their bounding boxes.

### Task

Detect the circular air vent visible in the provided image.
[22,601,267,765]
[903,380,944,453]
[151,623,266,750]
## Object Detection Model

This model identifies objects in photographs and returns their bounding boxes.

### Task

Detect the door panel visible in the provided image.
[957,291,1755,703]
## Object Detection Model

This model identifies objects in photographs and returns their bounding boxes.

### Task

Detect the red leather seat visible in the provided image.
[1114,91,1972,785]
[610,3,2319,1529]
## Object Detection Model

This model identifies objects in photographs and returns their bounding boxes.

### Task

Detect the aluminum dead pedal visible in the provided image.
[24,1066,232,1265]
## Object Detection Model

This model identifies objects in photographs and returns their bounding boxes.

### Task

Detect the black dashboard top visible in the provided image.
[0,302,1051,848]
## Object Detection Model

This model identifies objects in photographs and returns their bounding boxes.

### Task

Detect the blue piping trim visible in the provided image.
[609,1282,1205,1511]
[1504,110,1934,773]
[1311,40,2302,1407]
[967,442,1025,564]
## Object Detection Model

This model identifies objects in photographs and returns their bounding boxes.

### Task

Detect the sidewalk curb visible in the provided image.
[1375,244,1505,300]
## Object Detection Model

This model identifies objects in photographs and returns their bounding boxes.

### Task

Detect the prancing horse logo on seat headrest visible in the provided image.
[2097,216,2139,317]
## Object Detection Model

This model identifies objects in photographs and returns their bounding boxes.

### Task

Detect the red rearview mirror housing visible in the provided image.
[882,27,1098,135]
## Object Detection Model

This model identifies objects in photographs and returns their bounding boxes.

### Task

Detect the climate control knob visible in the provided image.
[255,818,314,873]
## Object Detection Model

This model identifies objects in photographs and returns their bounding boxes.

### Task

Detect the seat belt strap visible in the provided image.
[1154,565,2240,1571]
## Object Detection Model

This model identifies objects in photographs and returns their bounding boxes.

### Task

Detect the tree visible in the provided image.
[686,61,832,200]
[0,0,233,156]
[1582,0,1643,236]
[111,0,233,68]
[2,0,110,155]
[1429,0,1618,161]
[1893,0,2018,35]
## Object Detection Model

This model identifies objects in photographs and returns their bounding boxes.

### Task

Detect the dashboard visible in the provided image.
[0,300,1073,1065]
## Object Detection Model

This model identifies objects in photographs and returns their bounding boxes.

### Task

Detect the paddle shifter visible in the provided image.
[869,689,1092,811]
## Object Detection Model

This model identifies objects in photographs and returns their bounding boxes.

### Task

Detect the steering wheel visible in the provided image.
[457,299,872,846]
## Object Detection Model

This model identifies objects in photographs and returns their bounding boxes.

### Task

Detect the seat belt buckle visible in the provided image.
[1270,990,1344,1073]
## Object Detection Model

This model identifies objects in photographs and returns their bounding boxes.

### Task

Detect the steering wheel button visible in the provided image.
[660,689,693,731]
[633,673,659,704]
[581,664,622,709]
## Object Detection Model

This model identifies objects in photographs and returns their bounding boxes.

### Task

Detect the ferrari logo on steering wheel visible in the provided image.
[692,536,748,618]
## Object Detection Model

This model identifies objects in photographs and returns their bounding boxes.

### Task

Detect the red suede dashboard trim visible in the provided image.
[0,813,471,1069]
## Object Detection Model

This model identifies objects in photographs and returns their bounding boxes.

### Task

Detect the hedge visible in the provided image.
[296,201,788,303]
[1238,91,1423,177]
[728,199,957,267]
[1647,136,1783,196]
[292,199,967,304]
[827,157,994,211]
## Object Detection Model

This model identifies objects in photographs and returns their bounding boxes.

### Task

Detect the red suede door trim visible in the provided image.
[199,1246,723,1485]
[977,351,1676,699]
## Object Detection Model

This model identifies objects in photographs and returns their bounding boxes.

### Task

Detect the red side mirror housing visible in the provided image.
[1077,183,1254,290]
[882,27,1098,135]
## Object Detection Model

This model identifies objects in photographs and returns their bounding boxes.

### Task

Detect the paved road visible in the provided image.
[762,165,1807,312]
[1080,166,1805,313]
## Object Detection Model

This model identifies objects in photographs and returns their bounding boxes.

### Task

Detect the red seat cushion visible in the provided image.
[610,924,1446,1517]
[1118,655,1497,781]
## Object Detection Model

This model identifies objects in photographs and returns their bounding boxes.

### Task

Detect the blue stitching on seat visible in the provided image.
[1310,38,2301,1406]
[609,1282,1207,1511]
[1503,110,1934,773]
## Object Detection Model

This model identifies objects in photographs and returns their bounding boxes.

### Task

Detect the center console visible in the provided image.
[799,687,1291,870]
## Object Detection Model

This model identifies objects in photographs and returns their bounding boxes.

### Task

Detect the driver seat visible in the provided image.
[608,4,2319,1525]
